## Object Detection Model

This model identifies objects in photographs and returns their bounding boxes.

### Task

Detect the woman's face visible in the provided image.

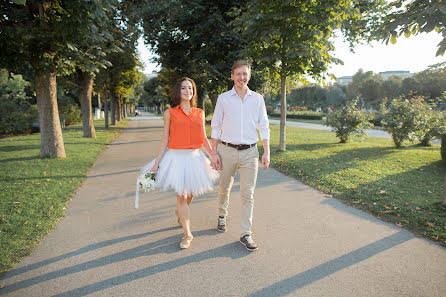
[180,80,194,101]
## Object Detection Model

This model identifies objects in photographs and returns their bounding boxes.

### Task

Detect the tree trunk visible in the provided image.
[78,70,96,138]
[111,92,116,125]
[279,74,287,151]
[117,96,122,122]
[35,69,66,158]
[443,174,446,206]
[104,89,109,129]
[197,88,204,110]
[441,134,446,165]
[97,93,102,110]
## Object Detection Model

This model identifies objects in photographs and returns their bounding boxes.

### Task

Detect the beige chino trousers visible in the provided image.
[217,144,259,237]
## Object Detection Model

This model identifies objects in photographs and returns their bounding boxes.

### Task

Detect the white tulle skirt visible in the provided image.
[135,149,219,208]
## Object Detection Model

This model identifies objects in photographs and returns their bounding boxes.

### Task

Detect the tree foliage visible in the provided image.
[371,0,446,56]
[141,0,247,108]
[232,0,386,150]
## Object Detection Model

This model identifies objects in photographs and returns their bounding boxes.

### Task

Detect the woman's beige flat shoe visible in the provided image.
[180,235,193,249]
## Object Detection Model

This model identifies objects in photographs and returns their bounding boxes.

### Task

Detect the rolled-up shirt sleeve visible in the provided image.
[257,96,270,140]
[211,95,223,139]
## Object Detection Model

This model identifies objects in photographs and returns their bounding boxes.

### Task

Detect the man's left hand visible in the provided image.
[261,153,270,170]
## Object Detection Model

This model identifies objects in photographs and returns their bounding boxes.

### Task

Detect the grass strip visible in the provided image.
[259,125,446,245]
[0,118,129,275]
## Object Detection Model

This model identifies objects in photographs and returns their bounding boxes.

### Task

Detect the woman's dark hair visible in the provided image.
[171,77,197,107]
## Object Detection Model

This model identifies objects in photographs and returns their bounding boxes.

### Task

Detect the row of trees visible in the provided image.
[1,0,144,158]
[343,64,446,109]
[140,0,445,151]
[2,0,445,157]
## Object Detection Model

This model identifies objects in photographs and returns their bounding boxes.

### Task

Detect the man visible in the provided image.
[210,60,270,251]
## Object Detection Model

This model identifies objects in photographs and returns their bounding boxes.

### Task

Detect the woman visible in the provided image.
[140,77,218,249]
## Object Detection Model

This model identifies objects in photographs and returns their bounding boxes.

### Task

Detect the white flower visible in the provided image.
[139,172,156,192]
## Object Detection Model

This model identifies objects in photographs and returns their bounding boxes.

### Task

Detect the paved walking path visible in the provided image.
[1,113,445,297]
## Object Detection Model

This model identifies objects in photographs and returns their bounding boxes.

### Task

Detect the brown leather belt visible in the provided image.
[221,141,256,151]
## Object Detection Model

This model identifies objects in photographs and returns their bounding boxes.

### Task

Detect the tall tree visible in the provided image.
[0,0,114,157]
[141,0,247,108]
[233,0,386,150]
[95,1,142,125]
[67,0,117,138]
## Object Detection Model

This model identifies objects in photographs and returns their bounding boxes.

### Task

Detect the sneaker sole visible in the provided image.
[239,240,258,252]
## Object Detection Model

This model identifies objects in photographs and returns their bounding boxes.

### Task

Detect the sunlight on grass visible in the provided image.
[262,125,446,245]
[0,118,129,274]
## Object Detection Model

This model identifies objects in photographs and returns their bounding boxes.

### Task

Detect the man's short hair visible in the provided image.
[231,60,251,73]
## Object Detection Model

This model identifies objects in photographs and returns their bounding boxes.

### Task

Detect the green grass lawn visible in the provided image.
[0,118,129,275]
[259,125,446,245]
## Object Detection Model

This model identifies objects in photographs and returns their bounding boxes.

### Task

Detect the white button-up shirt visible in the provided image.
[211,87,270,144]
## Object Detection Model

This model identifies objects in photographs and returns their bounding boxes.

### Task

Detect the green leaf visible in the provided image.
[66,43,78,52]
[12,0,26,5]
[390,35,397,45]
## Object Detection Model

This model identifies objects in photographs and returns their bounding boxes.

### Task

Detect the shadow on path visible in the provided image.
[1,229,230,295]
[247,231,412,297]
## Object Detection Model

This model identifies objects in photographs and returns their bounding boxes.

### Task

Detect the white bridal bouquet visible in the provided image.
[135,171,156,208]
[139,172,156,192]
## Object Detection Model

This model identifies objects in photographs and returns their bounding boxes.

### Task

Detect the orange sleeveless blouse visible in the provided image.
[168,105,204,149]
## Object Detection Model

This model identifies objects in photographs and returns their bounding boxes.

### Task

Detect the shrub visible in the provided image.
[266,105,274,115]
[0,69,36,135]
[325,98,373,143]
[58,100,81,126]
[204,98,213,117]
[0,103,37,135]
[418,110,446,146]
[381,96,445,148]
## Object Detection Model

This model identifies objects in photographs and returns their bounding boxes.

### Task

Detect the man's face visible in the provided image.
[231,65,251,89]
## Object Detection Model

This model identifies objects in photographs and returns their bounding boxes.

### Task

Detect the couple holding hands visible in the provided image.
[141,60,270,250]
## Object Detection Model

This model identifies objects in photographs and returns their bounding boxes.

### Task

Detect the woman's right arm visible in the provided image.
[150,109,170,173]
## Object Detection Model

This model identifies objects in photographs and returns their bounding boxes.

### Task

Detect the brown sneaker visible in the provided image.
[217,216,227,232]
[240,235,258,251]
[180,235,193,249]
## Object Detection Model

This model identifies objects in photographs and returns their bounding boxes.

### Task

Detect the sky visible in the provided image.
[137,31,445,79]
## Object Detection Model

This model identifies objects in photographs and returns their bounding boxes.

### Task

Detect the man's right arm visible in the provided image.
[210,96,223,170]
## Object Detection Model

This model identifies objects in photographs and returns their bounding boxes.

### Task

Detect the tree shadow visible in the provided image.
[0,229,248,296]
[0,156,41,163]
[0,145,40,152]
[1,226,179,280]
[246,231,412,297]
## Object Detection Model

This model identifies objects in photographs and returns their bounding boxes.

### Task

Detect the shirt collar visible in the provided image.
[230,87,252,97]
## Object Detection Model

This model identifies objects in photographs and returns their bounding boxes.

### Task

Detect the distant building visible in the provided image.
[379,70,412,80]
[337,76,353,85]
[146,70,158,79]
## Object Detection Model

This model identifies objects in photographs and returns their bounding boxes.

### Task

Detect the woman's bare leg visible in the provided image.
[177,192,192,237]
[187,194,194,205]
